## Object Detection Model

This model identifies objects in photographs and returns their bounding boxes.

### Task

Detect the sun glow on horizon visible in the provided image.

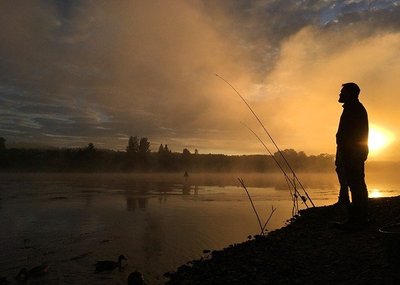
[369,188,383,198]
[368,125,395,156]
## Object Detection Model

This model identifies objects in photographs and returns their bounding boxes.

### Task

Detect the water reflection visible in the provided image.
[182,173,199,197]
[182,182,191,195]
[126,196,149,211]
[143,214,163,261]
[124,178,200,211]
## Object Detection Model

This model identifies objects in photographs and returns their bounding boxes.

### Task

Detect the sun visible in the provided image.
[368,125,394,155]
[369,188,383,198]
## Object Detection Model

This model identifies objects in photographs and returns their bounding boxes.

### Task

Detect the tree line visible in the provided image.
[0,136,334,172]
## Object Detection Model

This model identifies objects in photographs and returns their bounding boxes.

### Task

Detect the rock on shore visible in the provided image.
[165,196,400,284]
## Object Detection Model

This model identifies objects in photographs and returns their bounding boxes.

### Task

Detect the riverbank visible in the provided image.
[165,196,400,284]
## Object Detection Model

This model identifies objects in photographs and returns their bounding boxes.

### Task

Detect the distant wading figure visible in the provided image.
[335,82,369,230]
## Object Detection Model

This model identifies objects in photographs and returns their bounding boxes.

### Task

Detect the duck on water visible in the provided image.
[15,264,49,282]
[95,254,127,272]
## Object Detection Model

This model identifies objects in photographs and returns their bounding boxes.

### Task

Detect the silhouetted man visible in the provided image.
[335,148,349,206]
[335,82,369,229]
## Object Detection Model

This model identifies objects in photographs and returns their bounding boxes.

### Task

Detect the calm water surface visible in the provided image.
[0,172,399,284]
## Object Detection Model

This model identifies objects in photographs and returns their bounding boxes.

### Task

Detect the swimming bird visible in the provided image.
[15,264,49,281]
[95,255,127,272]
[127,271,144,285]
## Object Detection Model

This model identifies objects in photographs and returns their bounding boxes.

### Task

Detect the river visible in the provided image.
[0,172,399,284]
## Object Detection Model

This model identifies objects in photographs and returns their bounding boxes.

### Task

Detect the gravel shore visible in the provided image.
[165,196,400,284]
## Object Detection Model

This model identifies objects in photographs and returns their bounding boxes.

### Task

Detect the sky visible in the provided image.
[1,0,400,160]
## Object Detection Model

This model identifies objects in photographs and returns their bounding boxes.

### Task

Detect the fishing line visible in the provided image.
[216,74,315,208]
[241,122,308,209]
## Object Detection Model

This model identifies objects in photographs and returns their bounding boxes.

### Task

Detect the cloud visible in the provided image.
[254,25,400,159]
[1,0,400,159]
[1,0,255,148]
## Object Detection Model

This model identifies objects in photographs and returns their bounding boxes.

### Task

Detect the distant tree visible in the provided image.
[0,137,5,151]
[126,136,139,154]
[273,149,298,172]
[136,137,151,169]
[298,151,307,159]
[139,137,150,154]
[85,142,96,152]
[76,142,97,170]
[158,144,173,170]
[164,144,170,153]
[194,149,198,155]
[182,148,191,169]
[157,144,165,167]
[125,136,150,169]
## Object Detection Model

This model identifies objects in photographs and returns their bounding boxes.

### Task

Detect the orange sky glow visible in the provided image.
[0,1,399,160]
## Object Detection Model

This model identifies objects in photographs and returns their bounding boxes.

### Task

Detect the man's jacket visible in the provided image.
[336,99,369,162]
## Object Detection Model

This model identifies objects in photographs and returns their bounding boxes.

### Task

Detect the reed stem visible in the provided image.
[238,178,264,235]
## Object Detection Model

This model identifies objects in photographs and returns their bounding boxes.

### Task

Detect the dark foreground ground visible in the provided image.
[165,196,400,284]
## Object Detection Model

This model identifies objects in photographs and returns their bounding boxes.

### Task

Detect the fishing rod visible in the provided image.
[245,120,304,212]
[216,74,315,208]
[241,122,310,209]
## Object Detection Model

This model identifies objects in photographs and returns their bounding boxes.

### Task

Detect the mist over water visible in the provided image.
[0,171,399,284]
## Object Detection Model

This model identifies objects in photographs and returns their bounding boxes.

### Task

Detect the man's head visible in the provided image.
[339,82,360,103]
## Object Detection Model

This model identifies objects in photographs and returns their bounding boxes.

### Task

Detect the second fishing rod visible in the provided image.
[216,74,315,208]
